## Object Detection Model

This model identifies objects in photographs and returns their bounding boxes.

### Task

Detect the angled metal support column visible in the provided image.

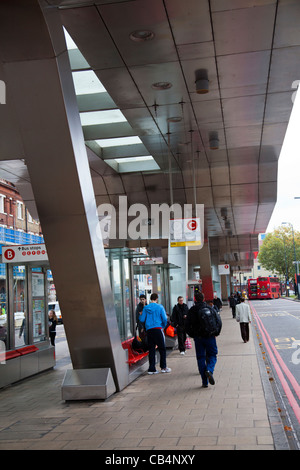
[0,1,128,392]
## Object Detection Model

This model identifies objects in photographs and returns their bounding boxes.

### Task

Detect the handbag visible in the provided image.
[185,337,192,349]
[165,325,176,337]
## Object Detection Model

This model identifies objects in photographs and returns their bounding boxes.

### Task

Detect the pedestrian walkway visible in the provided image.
[0,306,288,450]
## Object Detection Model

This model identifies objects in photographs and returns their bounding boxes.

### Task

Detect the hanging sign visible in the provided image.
[169,218,201,247]
[2,244,48,263]
[218,264,230,275]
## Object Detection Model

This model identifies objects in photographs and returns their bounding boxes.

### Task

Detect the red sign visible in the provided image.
[4,249,15,261]
[187,220,198,231]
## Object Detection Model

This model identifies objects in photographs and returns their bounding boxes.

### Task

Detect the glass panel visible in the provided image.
[124,259,133,339]
[13,266,27,347]
[112,258,123,339]
[0,263,7,350]
[32,271,46,343]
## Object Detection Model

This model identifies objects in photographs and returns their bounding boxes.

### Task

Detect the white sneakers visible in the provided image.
[148,367,172,374]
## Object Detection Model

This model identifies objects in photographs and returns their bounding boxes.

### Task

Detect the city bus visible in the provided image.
[257,276,281,299]
[247,279,258,299]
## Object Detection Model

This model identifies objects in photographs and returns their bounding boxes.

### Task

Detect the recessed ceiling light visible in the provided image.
[151,82,172,90]
[129,30,155,42]
[167,116,182,123]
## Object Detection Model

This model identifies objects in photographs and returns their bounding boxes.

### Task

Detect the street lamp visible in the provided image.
[282,222,299,299]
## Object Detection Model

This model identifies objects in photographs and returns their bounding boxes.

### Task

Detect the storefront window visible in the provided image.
[13,266,27,347]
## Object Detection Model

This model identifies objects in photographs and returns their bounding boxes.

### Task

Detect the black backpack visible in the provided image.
[188,304,222,338]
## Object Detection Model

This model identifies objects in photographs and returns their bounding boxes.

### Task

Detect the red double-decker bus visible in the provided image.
[247,279,258,299]
[257,276,281,299]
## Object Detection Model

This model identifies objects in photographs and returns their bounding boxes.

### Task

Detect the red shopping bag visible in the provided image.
[185,337,192,349]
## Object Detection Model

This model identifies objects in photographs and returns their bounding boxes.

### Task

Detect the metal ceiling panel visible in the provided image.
[212,4,276,55]
[99,0,178,66]
[129,62,190,107]
[223,95,266,128]
[165,0,212,45]
[264,91,293,124]
[274,0,300,48]
[228,147,259,165]
[268,46,300,93]
[230,163,258,185]
[217,51,270,99]
[261,123,289,146]
[225,126,262,148]
[210,162,230,186]
[231,183,258,206]
[211,1,277,13]
[259,181,277,204]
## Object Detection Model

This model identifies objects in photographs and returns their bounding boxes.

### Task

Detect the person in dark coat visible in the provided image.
[186,292,222,388]
[213,293,222,312]
[229,293,237,318]
[171,296,189,354]
[135,294,147,335]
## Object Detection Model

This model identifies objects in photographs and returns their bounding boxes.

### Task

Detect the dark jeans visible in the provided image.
[240,322,250,342]
[147,328,166,372]
[177,325,187,352]
[50,331,56,346]
[194,336,218,386]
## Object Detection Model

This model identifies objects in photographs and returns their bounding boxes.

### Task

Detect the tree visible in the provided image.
[258,226,300,282]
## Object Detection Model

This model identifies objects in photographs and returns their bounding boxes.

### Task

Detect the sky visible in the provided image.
[266,84,300,233]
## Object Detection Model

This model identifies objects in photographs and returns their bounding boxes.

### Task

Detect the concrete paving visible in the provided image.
[0,306,289,450]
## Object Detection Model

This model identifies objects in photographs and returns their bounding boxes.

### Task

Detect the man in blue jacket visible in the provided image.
[139,293,171,374]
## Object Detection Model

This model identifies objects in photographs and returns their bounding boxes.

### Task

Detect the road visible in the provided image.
[249,298,300,448]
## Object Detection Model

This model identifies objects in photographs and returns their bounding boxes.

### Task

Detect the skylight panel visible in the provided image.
[64,28,77,50]
[115,156,153,163]
[80,110,127,126]
[95,136,143,148]
[72,70,106,95]
[104,155,159,173]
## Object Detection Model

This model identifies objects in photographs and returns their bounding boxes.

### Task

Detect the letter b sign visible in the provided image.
[4,249,15,261]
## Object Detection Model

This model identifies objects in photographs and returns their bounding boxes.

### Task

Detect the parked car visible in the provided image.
[48,301,62,323]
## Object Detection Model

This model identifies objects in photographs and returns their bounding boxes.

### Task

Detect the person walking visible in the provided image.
[229,293,237,318]
[236,297,251,343]
[186,292,222,388]
[171,296,188,355]
[139,293,171,375]
[213,293,222,312]
[48,309,58,346]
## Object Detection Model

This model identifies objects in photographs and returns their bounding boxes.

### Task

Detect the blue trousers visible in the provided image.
[194,336,218,386]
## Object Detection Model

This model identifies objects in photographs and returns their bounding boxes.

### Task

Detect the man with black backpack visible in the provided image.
[186,292,222,388]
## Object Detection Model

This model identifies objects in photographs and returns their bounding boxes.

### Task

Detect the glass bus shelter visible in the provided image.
[0,244,55,388]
